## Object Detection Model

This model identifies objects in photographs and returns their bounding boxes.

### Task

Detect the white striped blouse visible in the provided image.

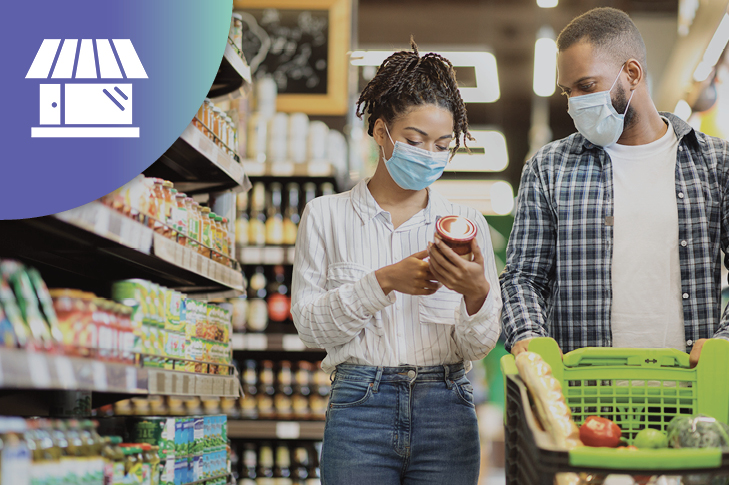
[291,178,502,373]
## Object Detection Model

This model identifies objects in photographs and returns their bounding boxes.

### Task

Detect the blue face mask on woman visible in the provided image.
[381,125,450,191]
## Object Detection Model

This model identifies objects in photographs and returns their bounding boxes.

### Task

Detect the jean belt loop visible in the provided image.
[329,369,337,383]
[372,367,383,393]
[444,364,453,389]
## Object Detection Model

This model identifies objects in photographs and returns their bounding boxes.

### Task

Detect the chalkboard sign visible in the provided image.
[240,8,329,95]
[234,0,351,116]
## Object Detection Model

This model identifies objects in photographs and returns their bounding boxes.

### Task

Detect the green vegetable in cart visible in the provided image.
[579,416,622,448]
[666,415,729,485]
[667,414,729,449]
[633,428,668,449]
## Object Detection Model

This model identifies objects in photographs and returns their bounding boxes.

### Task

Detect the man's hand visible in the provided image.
[428,237,490,315]
[511,338,533,356]
[375,249,442,296]
[689,338,709,368]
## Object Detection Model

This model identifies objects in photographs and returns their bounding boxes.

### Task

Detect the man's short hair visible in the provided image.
[557,7,647,70]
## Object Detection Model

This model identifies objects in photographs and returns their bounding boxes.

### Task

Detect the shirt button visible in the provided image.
[679,146,684,151]
[683,293,689,299]
[407,370,416,378]
[681,240,688,247]
[678,192,685,199]
[687,339,694,346]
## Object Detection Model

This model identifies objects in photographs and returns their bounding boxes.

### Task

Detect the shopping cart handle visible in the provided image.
[563,347,691,368]
[527,337,692,368]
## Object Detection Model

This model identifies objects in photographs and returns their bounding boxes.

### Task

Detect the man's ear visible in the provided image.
[625,58,643,89]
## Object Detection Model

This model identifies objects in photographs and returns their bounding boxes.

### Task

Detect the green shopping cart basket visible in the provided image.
[500,337,729,484]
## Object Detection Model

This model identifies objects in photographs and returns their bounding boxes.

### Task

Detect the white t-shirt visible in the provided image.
[606,119,685,351]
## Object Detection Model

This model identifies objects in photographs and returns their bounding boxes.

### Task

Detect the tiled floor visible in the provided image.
[484,469,506,484]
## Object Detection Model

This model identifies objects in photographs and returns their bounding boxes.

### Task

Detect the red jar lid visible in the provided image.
[435,215,477,242]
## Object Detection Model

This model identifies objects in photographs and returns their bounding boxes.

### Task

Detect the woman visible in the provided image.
[291,40,502,485]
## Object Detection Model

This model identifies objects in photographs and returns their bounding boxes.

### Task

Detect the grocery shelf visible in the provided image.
[231,333,324,353]
[0,348,147,394]
[146,122,251,195]
[208,43,252,99]
[237,246,296,266]
[227,419,325,440]
[0,202,244,295]
[243,160,337,179]
[146,368,239,398]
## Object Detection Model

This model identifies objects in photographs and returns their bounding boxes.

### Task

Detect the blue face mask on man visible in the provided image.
[381,124,450,191]
[567,63,635,147]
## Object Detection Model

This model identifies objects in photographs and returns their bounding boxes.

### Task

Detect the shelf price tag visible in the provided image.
[271,162,295,176]
[55,357,77,389]
[276,422,301,439]
[28,353,52,388]
[308,161,332,177]
[245,334,267,350]
[126,367,138,391]
[92,362,109,391]
[282,335,306,351]
[231,333,245,350]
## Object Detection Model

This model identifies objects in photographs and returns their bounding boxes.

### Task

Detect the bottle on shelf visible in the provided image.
[174,193,189,246]
[267,265,291,324]
[239,443,258,484]
[235,191,250,248]
[246,266,268,332]
[291,446,309,485]
[258,360,277,420]
[275,361,294,420]
[257,443,275,484]
[283,183,300,246]
[320,183,334,197]
[305,443,321,485]
[240,360,259,420]
[249,182,267,246]
[200,206,212,254]
[302,183,317,215]
[293,361,312,420]
[266,182,285,246]
[274,444,293,485]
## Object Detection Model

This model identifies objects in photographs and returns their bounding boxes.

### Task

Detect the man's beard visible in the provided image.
[612,82,637,131]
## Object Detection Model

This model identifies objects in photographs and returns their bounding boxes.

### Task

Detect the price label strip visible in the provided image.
[28,353,52,388]
[92,362,109,391]
[55,357,77,389]
[276,422,301,440]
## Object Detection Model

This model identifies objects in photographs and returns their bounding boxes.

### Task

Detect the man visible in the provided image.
[500,7,729,366]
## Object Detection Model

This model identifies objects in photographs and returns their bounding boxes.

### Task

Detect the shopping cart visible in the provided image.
[500,337,729,484]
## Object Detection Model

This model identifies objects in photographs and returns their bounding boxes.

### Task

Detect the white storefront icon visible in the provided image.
[26,39,147,138]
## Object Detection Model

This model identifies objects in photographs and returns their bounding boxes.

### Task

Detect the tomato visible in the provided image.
[579,416,623,447]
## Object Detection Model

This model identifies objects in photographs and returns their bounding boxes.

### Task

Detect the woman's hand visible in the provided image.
[428,238,490,315]
[375,249,442,296]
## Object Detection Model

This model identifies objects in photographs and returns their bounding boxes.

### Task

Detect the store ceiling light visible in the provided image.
[350,50,500,102]
[693,13,729,82]
[430,179,514,215]
[533,27,557,97]
[537,0,558,8]
[446,130,508,172]
[674,99,693,121]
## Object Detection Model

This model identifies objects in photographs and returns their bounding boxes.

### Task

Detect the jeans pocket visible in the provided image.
[329,378,373,409]
[452,377,475,407]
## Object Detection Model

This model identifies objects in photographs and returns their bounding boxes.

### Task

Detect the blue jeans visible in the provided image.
[321,363,480,485]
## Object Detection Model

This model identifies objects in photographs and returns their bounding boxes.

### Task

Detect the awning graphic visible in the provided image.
[26,39,148,79]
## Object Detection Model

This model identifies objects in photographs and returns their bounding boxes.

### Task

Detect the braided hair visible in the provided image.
[356,38,472,158]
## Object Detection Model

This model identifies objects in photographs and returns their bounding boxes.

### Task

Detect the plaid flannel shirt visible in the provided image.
[500,113,729,353]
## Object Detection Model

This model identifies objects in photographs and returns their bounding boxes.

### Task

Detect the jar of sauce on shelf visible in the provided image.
[434,215,477,261]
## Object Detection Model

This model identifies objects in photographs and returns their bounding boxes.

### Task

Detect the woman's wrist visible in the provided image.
[463,281,490,315]
[375,267,393,295]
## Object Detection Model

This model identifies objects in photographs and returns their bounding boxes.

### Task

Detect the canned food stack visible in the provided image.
[101,176,236,268]
[112,279,232,374]
[130,415,230,485]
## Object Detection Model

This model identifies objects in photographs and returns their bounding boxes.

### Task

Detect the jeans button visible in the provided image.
[407,370,416,378]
